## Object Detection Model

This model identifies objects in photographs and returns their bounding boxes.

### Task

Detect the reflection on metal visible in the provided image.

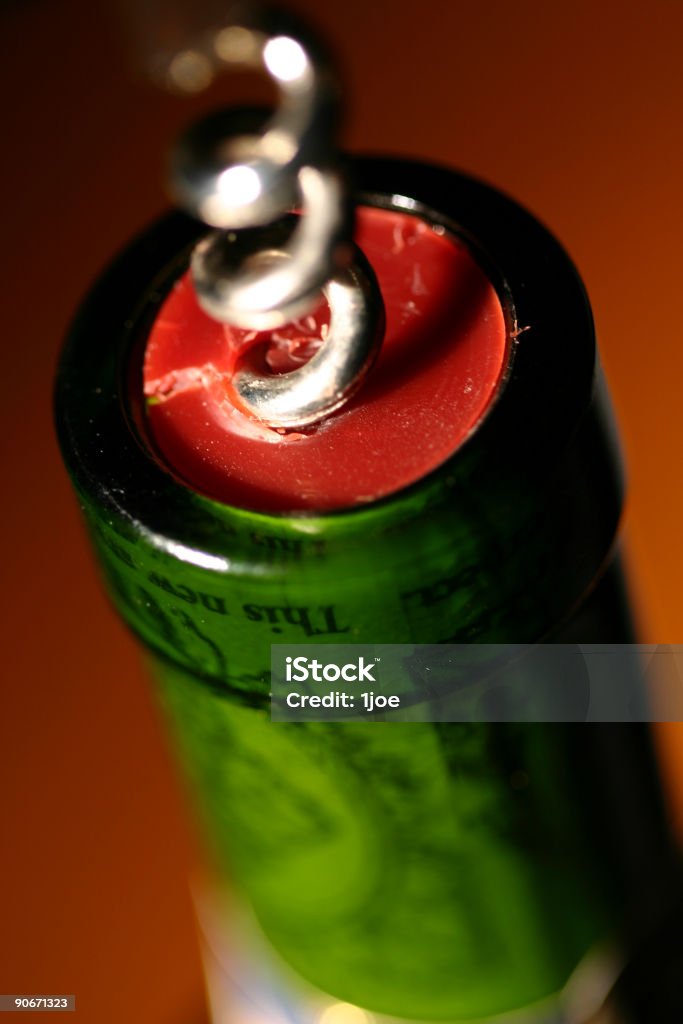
[229,244,384,427]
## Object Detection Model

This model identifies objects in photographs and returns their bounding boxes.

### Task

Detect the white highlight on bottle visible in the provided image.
[318,1003,375,1024]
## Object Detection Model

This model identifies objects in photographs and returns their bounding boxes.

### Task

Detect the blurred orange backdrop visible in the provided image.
[1,0,682,1020]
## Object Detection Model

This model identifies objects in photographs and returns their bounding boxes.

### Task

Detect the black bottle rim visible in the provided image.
[56,156,601,546]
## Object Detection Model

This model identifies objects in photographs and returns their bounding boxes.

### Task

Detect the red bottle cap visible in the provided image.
[144,206,507,512]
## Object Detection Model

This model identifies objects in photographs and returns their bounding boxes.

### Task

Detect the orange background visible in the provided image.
[1,0,682,1020]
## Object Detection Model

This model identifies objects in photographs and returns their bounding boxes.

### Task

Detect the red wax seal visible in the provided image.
[144,206,508,512]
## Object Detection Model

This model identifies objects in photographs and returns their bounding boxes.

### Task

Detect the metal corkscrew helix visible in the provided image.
[169,5,385,429]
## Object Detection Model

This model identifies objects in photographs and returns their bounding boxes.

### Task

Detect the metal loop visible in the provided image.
[169,8,339,230]
[191,166,349,329]
[231,246,385,428]
[167,5,386,427]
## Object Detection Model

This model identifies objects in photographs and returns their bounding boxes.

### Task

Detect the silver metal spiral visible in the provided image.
[168,5,385,428]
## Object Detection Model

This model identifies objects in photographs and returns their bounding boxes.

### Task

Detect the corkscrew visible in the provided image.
[169,5,385,429]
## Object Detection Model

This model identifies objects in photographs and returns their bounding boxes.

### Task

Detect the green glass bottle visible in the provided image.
[56,157,678,1022]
